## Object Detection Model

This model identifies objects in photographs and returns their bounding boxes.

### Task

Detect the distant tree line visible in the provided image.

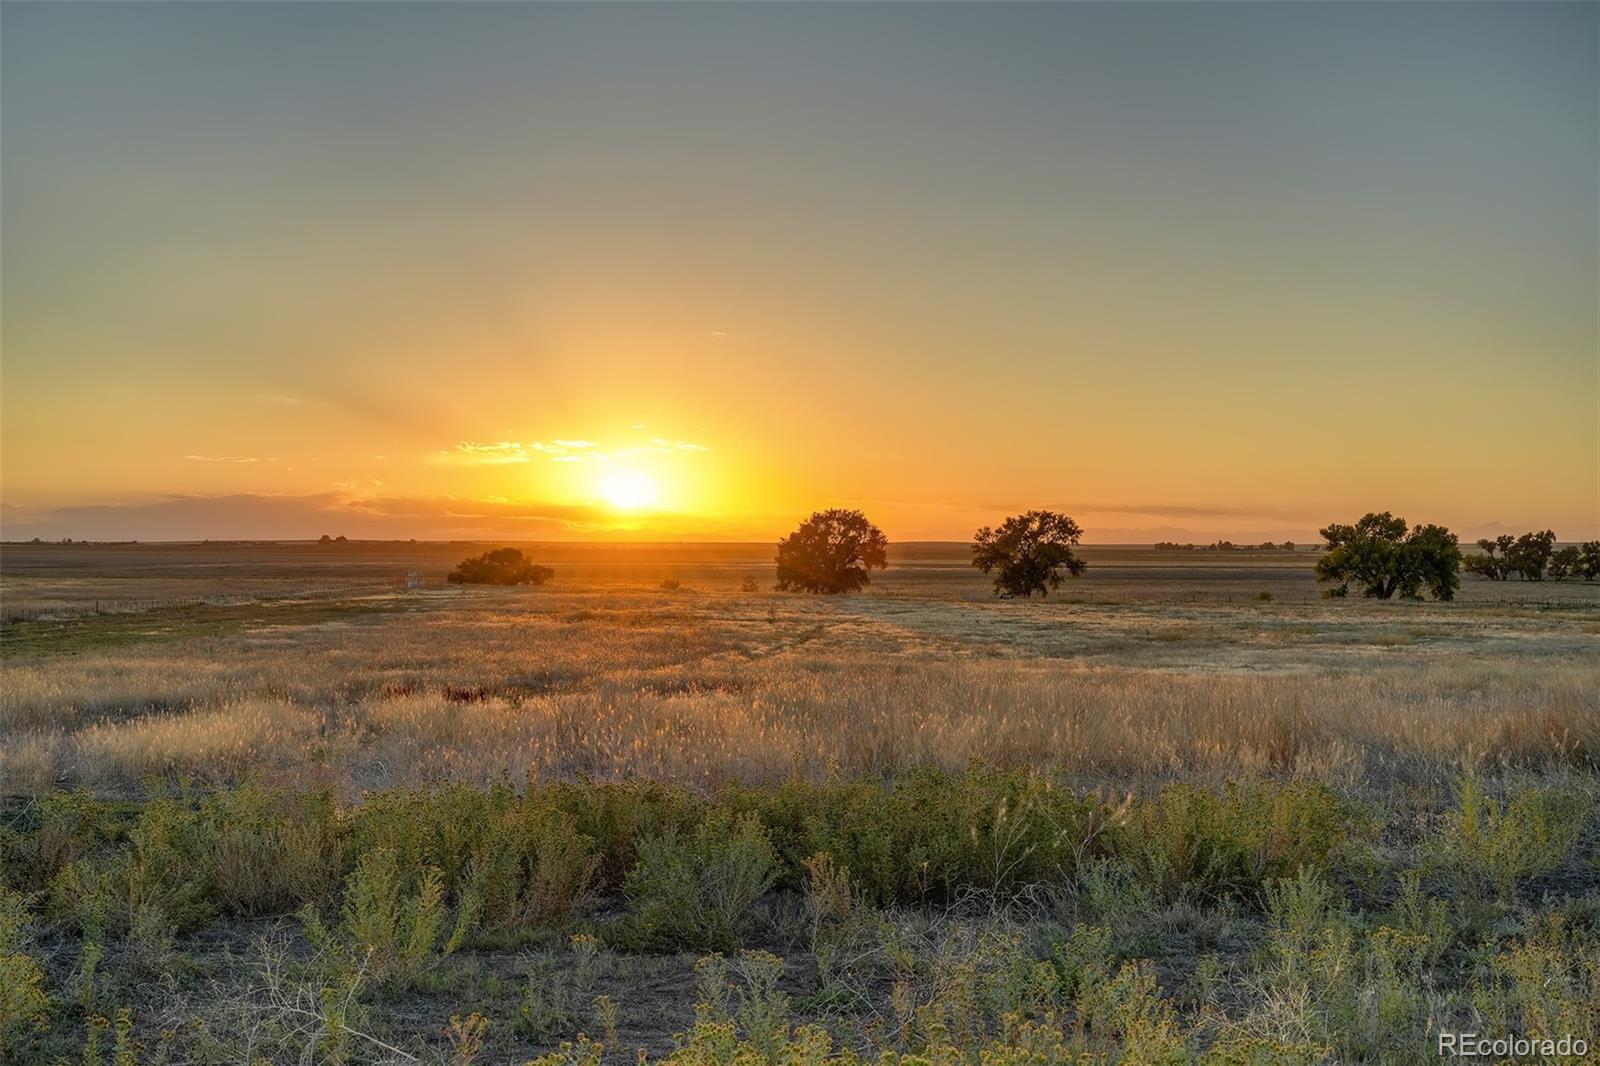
[1154,540,1296,552]
[770,507,1600,601]
[442,511,1595,602]
[1309,514,1600,601]
[1462,533,1600,582]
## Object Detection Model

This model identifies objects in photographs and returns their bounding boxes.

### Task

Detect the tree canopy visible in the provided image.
[1465,530,1564,582]
[1314,512,1460,601]
[446,547,554,586]
[1505,530,1556,581]
[1463,536,1514,580]
[774,509,888,594]
[971,510,1087,598]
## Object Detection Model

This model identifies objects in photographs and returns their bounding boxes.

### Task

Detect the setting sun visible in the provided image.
[597,469,658,511]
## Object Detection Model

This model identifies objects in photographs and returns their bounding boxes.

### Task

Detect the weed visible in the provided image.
[734,951,791,1060]
[592,995,620,1050]
[446,1013,489,1066]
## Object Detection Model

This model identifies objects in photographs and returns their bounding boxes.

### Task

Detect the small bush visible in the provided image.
[750,768,1107,905]
[463,798,598,935]
[0,789,123,893]
[47,794,217,936]
[447,548,554,586]
[1432,775,1591,903]
[205,786,339,915]
[624,809,778,950]
[1126,781,1373,902]
[305,847,464,989]
[0,888,49,1050]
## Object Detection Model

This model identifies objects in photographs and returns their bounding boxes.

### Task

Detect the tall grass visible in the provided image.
[1,588,1594,796]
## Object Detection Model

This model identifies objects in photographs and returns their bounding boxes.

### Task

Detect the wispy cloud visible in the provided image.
[452,438,707,465]
[184,454,274,464]
[453,441,535,464]
[1,490,724,541]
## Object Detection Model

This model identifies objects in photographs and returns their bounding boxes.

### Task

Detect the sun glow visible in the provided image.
[597,468,658,510]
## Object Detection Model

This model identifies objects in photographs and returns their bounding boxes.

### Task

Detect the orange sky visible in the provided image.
[2,4,1596,543]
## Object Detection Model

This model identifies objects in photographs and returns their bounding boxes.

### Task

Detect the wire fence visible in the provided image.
[0,580,411,624]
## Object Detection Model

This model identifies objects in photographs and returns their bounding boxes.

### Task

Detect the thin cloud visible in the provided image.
[4,491,718,541]
[453,438,708,465]
[453,441,533,464]
[184,455,274,463]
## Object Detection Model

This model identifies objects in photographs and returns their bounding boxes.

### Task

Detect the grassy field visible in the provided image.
[1,542,1597,1063]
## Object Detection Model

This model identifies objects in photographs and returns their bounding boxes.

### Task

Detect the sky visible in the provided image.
[3,2,1596,543]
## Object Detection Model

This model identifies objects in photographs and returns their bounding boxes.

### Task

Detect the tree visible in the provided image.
[1578,541,1600,581]
[1463,536,1514,581]
[971,511,1086,597]
[774,509,887,593]
[447,547,554,586]
[1314,512,1460,601]
[1504,530,1556,581]
[1548,545,1580,580]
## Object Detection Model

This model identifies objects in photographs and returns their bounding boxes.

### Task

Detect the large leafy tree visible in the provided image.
[447,547,554,586]
[971,511,1087,597]
[1579,541,1600,581]
[1548,545,1580,580]
[774,509,888,594]
[1504,530,1556,581]
[1314,512,1460,601]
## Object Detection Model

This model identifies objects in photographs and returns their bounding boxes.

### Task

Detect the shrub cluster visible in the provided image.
[2,770,1594,1063]
[0,770,1386,955]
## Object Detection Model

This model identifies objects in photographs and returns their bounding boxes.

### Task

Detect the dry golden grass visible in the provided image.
[2,569,1595,797]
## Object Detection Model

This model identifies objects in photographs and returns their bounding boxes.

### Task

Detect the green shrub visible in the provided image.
[46,794,215,937]
[1433,775,1591,903]
[304,846,465,990]
[733,951,792,1060]
[0,888,49,1052]
[543,779,693,888]
[203,785,339,915]
[462,798,598,936]
[623,809,777,950]
[1472,915,1599,1047]
[1127,781,1373,902]
[749,768,1105,905]
[518,934,606,1041]
[0,790,126,893]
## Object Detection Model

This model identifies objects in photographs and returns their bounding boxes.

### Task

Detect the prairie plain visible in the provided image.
[1,541,1597,1064]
